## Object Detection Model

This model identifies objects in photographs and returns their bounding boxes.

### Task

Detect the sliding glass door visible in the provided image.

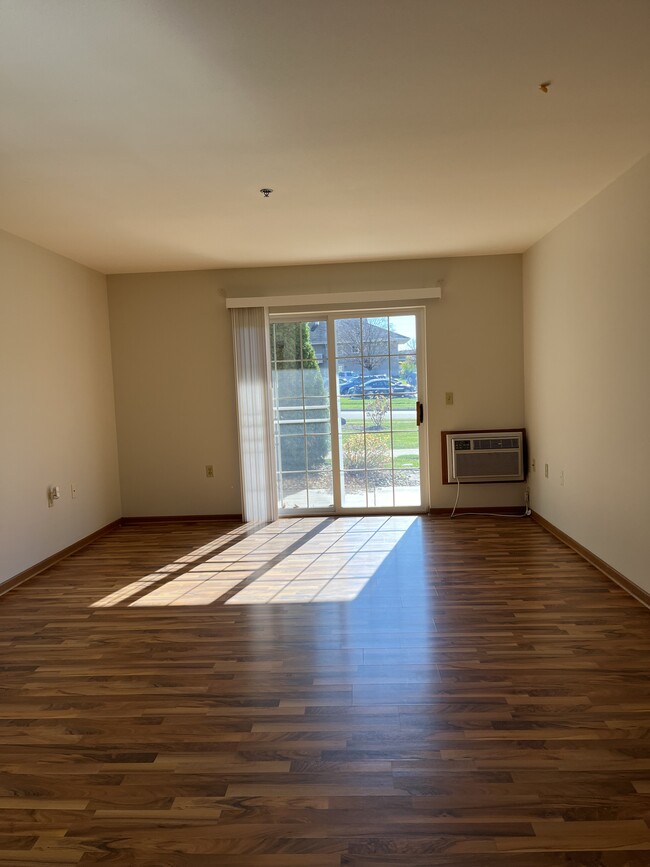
[270,310,428,514]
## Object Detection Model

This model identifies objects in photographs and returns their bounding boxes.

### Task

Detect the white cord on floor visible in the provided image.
[450,476,531,519]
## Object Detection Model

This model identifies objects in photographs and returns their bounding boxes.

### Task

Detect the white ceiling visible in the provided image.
[1,0,649,274]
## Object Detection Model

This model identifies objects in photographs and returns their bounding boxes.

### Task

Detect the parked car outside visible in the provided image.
[339,375,363,394]
[340,374,394,394]
[348,378,414,396]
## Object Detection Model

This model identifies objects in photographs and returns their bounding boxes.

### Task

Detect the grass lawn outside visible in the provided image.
[339,396,416,410]
[393,454,419,468]
[341,420,419,448]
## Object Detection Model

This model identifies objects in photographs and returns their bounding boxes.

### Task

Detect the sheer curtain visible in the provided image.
[231,307,278,523]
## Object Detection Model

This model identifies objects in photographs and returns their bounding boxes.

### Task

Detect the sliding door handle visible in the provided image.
[416,401,424,426]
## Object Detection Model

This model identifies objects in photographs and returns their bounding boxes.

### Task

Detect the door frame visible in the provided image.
[269,306,430,516]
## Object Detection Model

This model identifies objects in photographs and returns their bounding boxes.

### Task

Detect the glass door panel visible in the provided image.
[335,313,422,510]
[270,320,333,512]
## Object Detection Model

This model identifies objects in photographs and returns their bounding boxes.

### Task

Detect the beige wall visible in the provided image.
[108,254,525,516]
[0,230,121,585]
[107,271,242,517]
[524,152,650,593]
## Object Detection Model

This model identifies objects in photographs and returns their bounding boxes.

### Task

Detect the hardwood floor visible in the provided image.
[1,515,650,865]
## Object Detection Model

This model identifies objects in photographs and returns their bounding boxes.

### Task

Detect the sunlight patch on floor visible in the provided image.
[91,516,417,608]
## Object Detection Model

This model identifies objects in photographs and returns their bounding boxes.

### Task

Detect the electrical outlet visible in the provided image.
[544,463,549,478]
[205,465,214,478]
[445,391,454,406]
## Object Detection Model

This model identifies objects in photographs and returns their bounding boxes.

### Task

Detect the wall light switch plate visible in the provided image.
[445,391,454,406]
[205,465,214,478]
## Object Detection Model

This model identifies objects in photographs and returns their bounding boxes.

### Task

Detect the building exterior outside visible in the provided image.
[308,319,412,380]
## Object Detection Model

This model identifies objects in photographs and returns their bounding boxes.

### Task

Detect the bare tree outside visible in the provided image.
[367,395,390,429]
[335,317,391,372]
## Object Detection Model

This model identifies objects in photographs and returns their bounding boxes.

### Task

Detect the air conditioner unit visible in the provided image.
[442,429,525,484]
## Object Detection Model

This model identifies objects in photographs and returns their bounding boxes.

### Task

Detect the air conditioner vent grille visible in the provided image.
[474,437,518,450]
[456,452,520,479]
